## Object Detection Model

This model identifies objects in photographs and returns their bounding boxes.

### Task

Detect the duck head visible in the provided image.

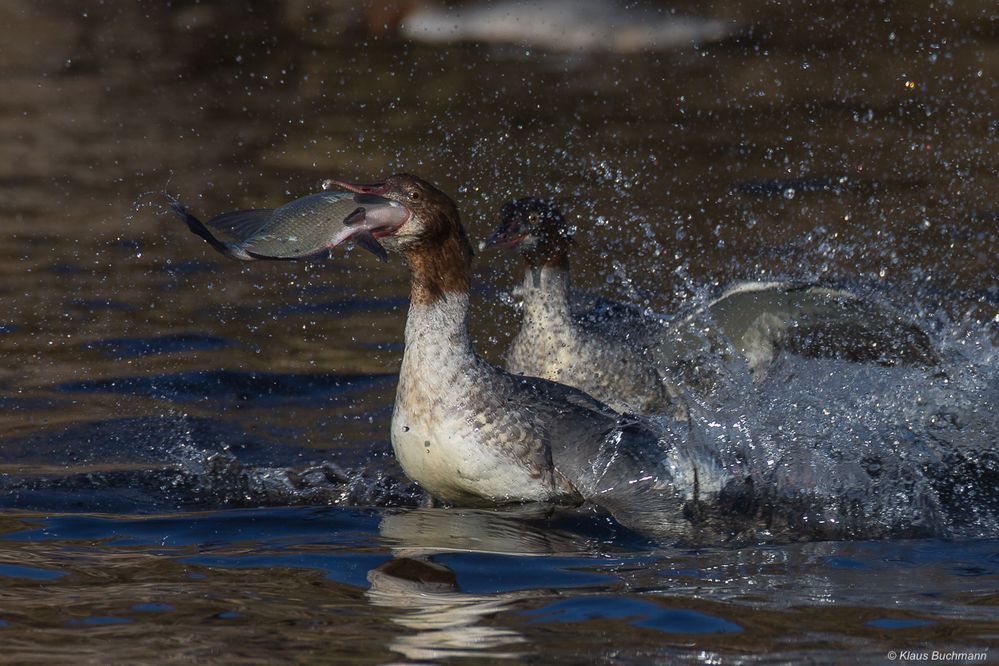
[485,198,573,267]
[328,173,474,303]
[326,173,470,261]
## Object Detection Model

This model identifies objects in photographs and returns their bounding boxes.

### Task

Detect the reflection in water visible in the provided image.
[0,508,994,663]
[368,507,596,662]
[376,505,594,556]
[368,557,528,661]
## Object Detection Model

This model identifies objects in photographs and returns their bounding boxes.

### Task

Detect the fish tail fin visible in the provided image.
[165,196,253,261]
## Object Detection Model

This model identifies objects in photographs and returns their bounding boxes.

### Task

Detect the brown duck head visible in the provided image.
[327,173,473,303]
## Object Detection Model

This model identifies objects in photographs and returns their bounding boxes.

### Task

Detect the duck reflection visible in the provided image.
[365,506,595,662]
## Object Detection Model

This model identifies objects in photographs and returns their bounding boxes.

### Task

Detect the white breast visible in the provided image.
[391,296,561,504]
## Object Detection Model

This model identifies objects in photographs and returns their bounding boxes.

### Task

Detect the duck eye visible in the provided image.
[408,189,421,201]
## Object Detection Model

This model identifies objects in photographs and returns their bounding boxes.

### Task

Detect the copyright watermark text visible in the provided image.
[887,649,989,662]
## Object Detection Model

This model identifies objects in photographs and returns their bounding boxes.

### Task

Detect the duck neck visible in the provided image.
[521,256,573,329]
[401,224,476,358]
[403,288,474,359]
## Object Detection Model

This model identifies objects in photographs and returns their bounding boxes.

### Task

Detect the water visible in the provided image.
[2,1,998,662]
[0,508,995,663]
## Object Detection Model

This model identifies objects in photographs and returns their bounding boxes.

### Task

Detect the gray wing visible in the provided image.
[708,282,940,373]
[572,290,671,344]
[513,374,699,509]
[513,373,621,422]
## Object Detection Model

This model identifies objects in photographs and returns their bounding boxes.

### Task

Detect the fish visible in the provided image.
[167,189,411,262]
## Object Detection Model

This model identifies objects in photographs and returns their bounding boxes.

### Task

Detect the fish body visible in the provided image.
[169,190,410,261]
